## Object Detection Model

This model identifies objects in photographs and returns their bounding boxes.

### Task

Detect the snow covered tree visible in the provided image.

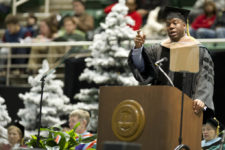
[0,96,11,143]
[18,60,70,130]
[73,0,138,131]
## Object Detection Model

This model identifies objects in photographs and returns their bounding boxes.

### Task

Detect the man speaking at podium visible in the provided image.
[128,6,214,114]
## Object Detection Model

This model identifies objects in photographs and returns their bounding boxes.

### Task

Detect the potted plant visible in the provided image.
[26,123,96,150]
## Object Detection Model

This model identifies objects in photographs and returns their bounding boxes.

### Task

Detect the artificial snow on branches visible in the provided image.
[0,96,11,143]
[18,60,70,130]
[74,0,138,131]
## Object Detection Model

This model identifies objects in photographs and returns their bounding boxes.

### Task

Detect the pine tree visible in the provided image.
[0,96,11,143]
[73,0,138,131]
[18,60,70,130]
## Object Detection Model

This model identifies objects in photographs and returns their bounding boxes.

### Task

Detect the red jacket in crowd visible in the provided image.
[191,14,216,30]
[104,3,142,31]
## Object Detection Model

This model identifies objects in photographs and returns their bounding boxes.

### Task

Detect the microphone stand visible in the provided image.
[155,58,190,149]
[174,72,190,150]
[36,47,79,147]
[36,74,46,147]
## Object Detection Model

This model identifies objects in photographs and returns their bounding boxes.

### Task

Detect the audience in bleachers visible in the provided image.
[25,14,38,37]
[47,16,86,65]
[189,1,217,39]
[211,10,225,38]
[141,6,166,39]
[27,15,58,74]
[72,0,94,33]
[189,0,225,23]
[136,0,169,24]
[104,0,142,31]
[2,14,31,75]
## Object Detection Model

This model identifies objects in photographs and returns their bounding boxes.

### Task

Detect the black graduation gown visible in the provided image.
[128,43,214,110]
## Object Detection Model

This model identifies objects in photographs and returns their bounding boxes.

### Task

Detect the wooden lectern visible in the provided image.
[97,86,203,150]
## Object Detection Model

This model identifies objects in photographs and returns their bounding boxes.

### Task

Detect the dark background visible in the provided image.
[0,50,225,126]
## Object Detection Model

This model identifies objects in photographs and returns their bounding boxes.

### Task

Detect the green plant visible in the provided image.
[26,122,97,150]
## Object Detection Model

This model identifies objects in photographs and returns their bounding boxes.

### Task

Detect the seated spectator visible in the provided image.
[212,10,225,38]
[69,109,96,150]
[104,0,142,31]
[0,121,26,150]
[136,0,169,24]
[189,1,217,38]
[0,0,10,28]
[27,15,58,74]
[142,6,166,39]
[189,0,225,23]
[26,14,38,37]
[2,14,31,75]
[47,16,86,65]
[189,9,225,39]
[72,0,94,33]
[201,118,225,150]
[56,16,85,41]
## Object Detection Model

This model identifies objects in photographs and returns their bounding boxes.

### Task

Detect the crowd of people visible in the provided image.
[0,0,225,79]
[0,0,225,149]
[0,109,97,150]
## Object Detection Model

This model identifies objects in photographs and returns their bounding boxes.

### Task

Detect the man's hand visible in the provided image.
[193,99,205,114]
[134,30,146,49]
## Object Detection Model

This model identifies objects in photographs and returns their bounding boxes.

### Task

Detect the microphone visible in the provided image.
[155,57,168,65]
[154,57,174,87]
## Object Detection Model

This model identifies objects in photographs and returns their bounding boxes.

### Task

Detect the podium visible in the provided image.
[97,86,203,150]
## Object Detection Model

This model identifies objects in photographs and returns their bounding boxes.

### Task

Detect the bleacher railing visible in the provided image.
[0,39,225,87]
[12,0,50,15]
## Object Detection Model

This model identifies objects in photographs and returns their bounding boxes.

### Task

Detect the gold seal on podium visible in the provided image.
[112,100,145,141]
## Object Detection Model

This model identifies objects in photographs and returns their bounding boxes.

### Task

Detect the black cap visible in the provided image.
[163,6,190,23]
[206,118,219,128]
[205,118,224,135]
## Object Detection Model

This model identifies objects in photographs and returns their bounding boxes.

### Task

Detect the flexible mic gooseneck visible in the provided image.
[155,57,174,87]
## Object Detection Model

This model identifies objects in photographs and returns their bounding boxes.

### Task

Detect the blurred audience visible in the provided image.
[189,1,217,38]
[69,109,96,150]
[212,10,225,38]
[27,15,58,74]
[142,7,166,39]
[72,0,94,33]
[0,122,26,150]
[189,0,225,23]
[2,14,31,75]
[47,16,86,65]
[136,0,169,24]
[26,14,38,37]
[104,0,142,30]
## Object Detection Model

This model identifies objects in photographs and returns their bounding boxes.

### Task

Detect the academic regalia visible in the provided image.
[201,118,225,150]
[128,6,214,110]
[128,36,214,110]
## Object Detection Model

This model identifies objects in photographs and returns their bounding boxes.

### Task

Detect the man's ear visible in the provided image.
[183,22,186,29]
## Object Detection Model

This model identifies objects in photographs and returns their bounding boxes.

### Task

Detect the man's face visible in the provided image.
[64,20,76,34]
[69,116,86,134]
[73,1,85,15]
[202,124,217,141]
[166,18,186,42]
[7,24,20,34]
